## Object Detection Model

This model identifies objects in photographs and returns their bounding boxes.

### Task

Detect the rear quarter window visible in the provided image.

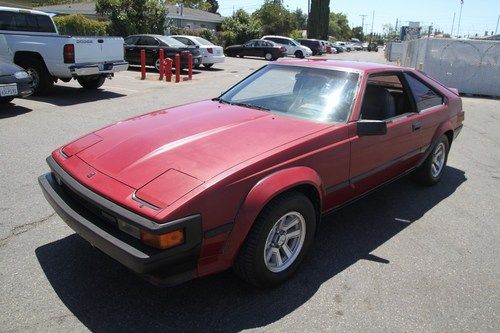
[404,73,444,111]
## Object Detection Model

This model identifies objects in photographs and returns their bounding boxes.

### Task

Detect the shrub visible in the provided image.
[54,14,109,36]
[289,29,303,40]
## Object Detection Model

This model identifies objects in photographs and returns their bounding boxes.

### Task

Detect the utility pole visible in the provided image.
[370,10,375,41]
[495,14,499,35]
[451,12,455,37]
[457,0,464,37]
[307,0,310,16]
[360,14,367,34]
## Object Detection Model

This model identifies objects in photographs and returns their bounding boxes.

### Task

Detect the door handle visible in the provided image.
[412,122,422,131]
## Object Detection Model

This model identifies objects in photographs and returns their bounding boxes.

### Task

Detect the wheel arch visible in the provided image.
[14,51,47,68]
[222,166,324,267]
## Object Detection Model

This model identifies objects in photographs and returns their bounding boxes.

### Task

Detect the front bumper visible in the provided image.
[38,156,202,286]
[69,61,129,77]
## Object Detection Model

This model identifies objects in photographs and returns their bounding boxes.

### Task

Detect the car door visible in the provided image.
[402,72,447,150]
[136,36,160,66]
[124,36,141,64]
[242,41,256,57]
[349,71,424,196]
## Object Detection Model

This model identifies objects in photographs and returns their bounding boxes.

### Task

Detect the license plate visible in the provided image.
[0,83,18,97]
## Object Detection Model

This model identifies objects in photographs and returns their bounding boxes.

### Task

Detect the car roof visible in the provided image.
[0,6,50,16]
[263,35,292,40]
[274,59,403,72]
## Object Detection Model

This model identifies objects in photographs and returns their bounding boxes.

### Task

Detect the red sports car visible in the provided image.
[39,60,464,287]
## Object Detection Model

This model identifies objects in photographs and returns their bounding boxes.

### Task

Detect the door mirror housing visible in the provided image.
[356,120,387,136]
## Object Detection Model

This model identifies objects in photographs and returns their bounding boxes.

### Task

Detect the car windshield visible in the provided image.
[194,37,214,45]
[218,65,360,123]
[158,36,186,47]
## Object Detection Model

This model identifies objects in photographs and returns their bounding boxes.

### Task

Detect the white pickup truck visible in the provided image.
[0,6,128,95]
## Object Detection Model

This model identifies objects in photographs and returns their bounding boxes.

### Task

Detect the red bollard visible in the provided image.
[175,53,180,83]
[158,49,164,80]
[140,49,146,80]
[187,53,192,80]
[165,58,172,82]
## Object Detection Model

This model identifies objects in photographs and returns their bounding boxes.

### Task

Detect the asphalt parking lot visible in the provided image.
[1,51,499,332]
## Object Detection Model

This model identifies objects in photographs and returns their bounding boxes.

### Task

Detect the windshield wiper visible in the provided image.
[229,102,270,111]
[212,97,230,104]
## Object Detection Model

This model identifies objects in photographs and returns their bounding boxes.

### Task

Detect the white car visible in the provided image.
[170,35,224,69]
[261,35,312,58]
[0,6,128,95]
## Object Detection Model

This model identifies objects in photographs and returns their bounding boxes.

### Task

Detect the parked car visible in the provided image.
[170,35,224,69]
[261,35,312,58]
[351,43,363,51]
[331,45,344,53]
[334,41,350,52]
[225,39,285,60]
[367,42,379,52]
[0,6,128,95]
[296,38,322,55]
[124,35,202,70]
[39,60,464,288]
[0,62,33,104]
[362,42,369,50]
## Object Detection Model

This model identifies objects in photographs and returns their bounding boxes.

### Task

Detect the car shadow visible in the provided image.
[35,167,466,332]
[0,102,32,118]
[28,85,126,107]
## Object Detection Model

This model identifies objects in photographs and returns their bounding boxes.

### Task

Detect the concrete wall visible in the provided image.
[385,42,403,62]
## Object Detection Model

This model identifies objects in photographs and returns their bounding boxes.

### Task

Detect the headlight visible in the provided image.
[14,71,30,79]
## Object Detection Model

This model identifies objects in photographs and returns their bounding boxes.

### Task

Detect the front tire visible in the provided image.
[233,191,316,288]
[203,63,213,69]
[294,50,304,58]
[77,75,106,90]
[414,135,450,186]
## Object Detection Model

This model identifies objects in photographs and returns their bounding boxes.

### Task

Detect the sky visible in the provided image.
[217,0,500,36]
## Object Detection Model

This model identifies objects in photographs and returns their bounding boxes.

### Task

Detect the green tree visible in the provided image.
[221,9,261,45]
[206,0,218,13]
[307,0,329,39]
[328,12,351,40]
[351,26,364,41]
[252,0,295,36]
[292,8,307,30]
[96,0,166,36]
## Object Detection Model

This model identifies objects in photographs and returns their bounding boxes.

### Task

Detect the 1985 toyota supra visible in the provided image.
[39,59,464,287]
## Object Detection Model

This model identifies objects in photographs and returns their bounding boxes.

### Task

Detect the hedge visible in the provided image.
[53,14,109,36]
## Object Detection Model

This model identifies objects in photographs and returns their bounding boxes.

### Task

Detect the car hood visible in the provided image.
[0,63,23,77]
[73,100,327,189]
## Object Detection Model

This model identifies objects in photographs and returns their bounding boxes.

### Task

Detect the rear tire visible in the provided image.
[203,63,213,69]
[77,75,106,90]
[233,191,316,288]
[414,135,450,186]
[294,50,304,58]
[264,52,273,61]
[16,58,53,96]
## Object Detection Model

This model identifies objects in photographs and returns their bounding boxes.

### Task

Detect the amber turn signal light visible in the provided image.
[140,229,185,249]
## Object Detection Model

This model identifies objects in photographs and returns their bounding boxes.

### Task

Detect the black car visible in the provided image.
[225,39,286,61]
[367,42,379,52]
[296,38,322,55]
[124,35,202,70]
[0,62,33,104]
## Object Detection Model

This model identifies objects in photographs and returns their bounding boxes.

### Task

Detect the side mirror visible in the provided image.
[356,120,387,136]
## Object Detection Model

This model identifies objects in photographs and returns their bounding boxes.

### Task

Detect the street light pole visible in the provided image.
[495,14,499,35]
[457,0,464,37]
[360,14,367,35]
[451,12,455,37]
